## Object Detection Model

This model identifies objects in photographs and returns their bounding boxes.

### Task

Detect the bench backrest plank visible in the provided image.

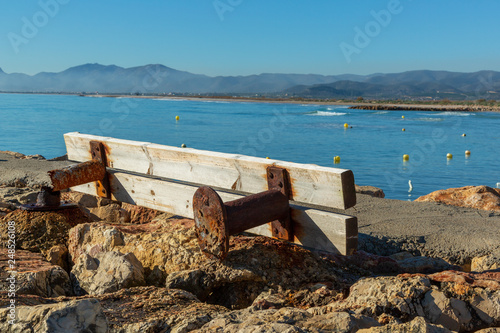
[64,132,356,210]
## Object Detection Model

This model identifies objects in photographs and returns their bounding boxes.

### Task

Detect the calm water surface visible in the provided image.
[1,93,500,200]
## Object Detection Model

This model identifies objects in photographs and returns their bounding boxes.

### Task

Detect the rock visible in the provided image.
[45,244,69,272]
[71,251,145,295]
[121,202,162,224]
[357,316,453,333]
[425,270,500,291]
[0,208,89,253]
[355,185,385,198]
[416,185,500,212]
[0,249,72,297]
[396,256,461,274]
[88,203,130,223]
[469,288,500,326]
[0,299,108,332]
[472,248,500,272]
[196,307,311,333]
[422,288,472,331]
[62,191,161,224]
[68,218,211,286]
[61,191,112,209]
[1,287,228,332]
[299,311,380,332]
[165,264,263,308]
[476,328,500,333]
[251,290,289,310]
[318,276,432,319]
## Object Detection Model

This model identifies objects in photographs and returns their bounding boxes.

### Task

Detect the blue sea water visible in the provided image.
[1,93,500,201]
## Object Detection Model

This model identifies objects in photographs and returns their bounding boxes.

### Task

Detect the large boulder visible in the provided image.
[68,217,212,285]
[0,299,108,333]
[0,209,89,254]
[71,251,145,295]
[416,185,500,212]
[0,249,72,297]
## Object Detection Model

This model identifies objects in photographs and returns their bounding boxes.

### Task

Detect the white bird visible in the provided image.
[497,182,500,189]
[408,180,413,193]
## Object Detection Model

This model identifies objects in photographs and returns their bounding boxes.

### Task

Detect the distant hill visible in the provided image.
[0,64,499,99]
[285,70,500,100]
[0,63,349,94]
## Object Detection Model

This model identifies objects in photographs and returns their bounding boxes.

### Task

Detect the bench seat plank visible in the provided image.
[71,170,357,255]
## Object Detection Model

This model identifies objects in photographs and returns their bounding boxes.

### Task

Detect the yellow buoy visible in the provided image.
[344,123,349,128]
[465,150,471,155]
[266,157,270,159]
[181,143,186,148]
[402,128,406,132]
[402,115,405,119]
[333,156,341,164]
[175,115,180,121]
[461,133,466,137]
[403,154,409,161]
[447,153,453,159]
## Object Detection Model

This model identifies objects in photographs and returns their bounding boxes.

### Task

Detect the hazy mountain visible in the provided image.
[0,63,348,94]
[0,64,499,99]
[286,70,500,100]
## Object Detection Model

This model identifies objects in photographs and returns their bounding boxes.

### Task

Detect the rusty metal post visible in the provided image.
[193,186,290,260]
[48,161,106,191]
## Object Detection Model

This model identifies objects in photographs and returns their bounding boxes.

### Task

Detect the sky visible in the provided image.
[0,0,499,77]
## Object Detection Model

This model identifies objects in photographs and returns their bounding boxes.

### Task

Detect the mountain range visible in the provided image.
[0,63,499,100]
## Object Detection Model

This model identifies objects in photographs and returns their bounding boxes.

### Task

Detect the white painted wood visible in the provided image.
[64,132,356,209]
[71,170,357,255]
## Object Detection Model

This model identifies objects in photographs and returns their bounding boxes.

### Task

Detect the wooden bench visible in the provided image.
[63,132,358,256]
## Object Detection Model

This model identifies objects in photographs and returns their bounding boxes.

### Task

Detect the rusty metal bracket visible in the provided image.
[90,141,111,199]
[193,186,290,261]
[266,166,293,241]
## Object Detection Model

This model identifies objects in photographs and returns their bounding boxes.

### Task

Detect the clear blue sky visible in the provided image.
[1,0,499,76]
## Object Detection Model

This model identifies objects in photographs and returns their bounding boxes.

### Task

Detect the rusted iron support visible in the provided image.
[48,160,106,192]
[193,186,290,260]
[90,141,111,198]
[266,166,292,240]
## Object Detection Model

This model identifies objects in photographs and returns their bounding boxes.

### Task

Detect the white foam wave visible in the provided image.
[373,111,389,115]
[415,117,444,122]
[433,111,475,116]
[308,111,347,116]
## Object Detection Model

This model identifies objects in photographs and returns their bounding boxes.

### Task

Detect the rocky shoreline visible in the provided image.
[0,152,499,332]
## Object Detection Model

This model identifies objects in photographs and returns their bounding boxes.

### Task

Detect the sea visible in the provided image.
[1,93,500,201]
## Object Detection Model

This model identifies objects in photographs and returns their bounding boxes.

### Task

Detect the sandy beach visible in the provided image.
[88,94,500,112]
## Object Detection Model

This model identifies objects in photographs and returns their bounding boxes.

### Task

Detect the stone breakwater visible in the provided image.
[0,152,499,332]
[349,104,500,112]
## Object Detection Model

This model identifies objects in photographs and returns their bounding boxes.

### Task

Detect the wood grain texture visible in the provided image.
[64,132,356,209]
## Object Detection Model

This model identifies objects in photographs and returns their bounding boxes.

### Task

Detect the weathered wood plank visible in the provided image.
[71,170,357,255]
[64,132,356,210]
